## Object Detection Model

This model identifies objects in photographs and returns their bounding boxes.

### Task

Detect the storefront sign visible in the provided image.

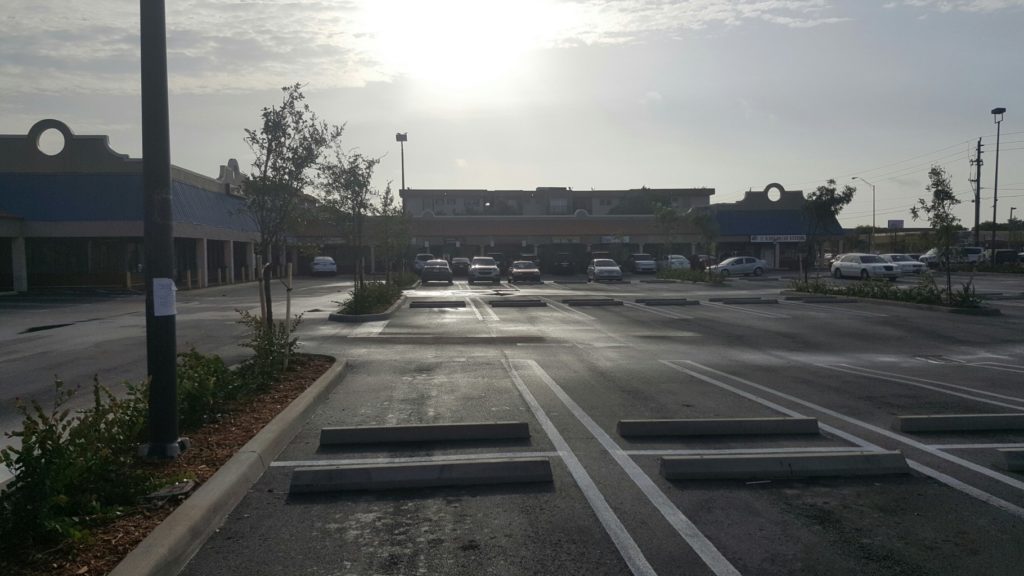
[750,234,806,243]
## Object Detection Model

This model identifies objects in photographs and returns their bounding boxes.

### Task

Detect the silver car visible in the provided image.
[709,256,767,277]
[587,259,623,282]
[881,254,927,275]
[831,253,899,281]
[468,256,501,284]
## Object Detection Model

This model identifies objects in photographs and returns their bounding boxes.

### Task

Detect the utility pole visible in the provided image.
[991,107,1006,264]
[971,138,983,247]
[140,0,183,459]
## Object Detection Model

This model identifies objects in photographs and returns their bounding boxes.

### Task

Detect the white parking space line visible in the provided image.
[469,295,501,321]
[540,297,596,320]
[622,301,694,320]
[701,302,789,319]
[971,362,1024,375]
[778,300,889,318]
[824,364,1024,410]
[464,296,484,321]
[271,452,560,468]
[669,360,1024,518]
[501,359,658,576]
[830,364,1024,405]
[348,320,388,338]
[624,447,870,457]
[514,359,742,576]
[928,443,1024,450]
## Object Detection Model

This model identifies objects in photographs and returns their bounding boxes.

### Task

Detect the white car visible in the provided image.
[587,258,623,282]
[628,253,658,273]
[709,256,767,277]
[413,253,435,273]
[311,256,337,276]
[658,254,691,270]
[881,253,927,275]
[468,256,501,284]
[831,253,899,281]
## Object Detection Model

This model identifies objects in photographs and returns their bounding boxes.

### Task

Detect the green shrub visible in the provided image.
[235,310,303,391]
[392,271,420,288]
[788,273,954,306]
[339,281,403,315]
[176,349,237,431]
[0,379,152,556]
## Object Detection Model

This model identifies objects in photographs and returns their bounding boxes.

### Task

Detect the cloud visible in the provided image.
[640,91,663,104]
[900,0,1024,11]
[455,158,469,168]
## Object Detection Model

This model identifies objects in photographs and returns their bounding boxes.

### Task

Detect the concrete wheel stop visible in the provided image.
[320,421,531,445]
[289,457,553,493]
[409,300,467,308]
[618,417,820,437]
[561,298,623,306]
[635,298,700,306]
[660,450,909,480]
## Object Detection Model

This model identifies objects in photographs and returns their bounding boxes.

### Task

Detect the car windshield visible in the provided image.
[472,257,496,266]
[860,255,884,263]
[593,259,617,267]
[512,262,536,269]
[416,254,434,261]
[425,260,448,267]
[888,255,911,262]
[720,258,741,266]
[313,257,333,263]
[633,254,653,260]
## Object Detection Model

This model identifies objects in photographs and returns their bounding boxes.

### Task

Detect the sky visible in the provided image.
[2,0,1023,230]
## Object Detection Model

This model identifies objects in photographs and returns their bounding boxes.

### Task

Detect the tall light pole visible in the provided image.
[395,132,407,190]
[990,107,1006,264]
[852,176,876,253]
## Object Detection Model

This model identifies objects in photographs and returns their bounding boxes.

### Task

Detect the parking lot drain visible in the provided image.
[896,413,1024,433]
[561,298,623,306]
[707,297,778,304]
[660,451,909,480]
[489,299,547,307]
[618,417,819,437]
[320,421,531,445]
[409,300,466,308]
[289,457,553,492]
[999,449,1024,472]
[635,298,700,306]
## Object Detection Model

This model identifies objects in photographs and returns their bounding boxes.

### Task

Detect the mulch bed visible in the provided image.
[5,353,334,576]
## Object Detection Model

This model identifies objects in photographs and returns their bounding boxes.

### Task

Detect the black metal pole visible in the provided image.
[991,114,1003,264]
[400,140,406,190]
[973,138,983,247]
[140,0,182,459]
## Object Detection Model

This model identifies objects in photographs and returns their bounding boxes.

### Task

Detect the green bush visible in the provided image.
[176,348,238,430]
[0,380,152,556]
[788,273,968,306]
[339,280,403,315]
[235,310,303,391]
[392,271,420,289]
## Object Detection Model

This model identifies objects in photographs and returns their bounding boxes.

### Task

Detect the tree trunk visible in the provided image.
[262,262,274,328]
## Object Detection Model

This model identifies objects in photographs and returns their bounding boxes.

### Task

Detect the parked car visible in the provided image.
[709,256,767,277]
[509,260,541,283]
[658,254,691,270]
[420,259,453,285]
[413,253,435,273]
[831,253,899,280]
[551,252,574,275]
[990,249,1020,266]
[962,246,986,264]
[450,257,471,276]
[587,258,623,282]
[310,256,337,276]
[468,256,501,284]
[486,252,508,274]
[880,253,927,275]
[627,253,657,274]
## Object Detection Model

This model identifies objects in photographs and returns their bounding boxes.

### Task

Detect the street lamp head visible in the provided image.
[395,132,408,142]
[992,107,1006,122]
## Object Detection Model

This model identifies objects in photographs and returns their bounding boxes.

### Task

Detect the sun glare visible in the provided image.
[359,0,568,100]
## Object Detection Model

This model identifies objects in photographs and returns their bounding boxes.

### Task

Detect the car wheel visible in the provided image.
[720,269,730,277]
[448,280,453,285]
[493,279,499,284]
[468,279,473,285]
[833,268,842,279]
[753,267,763,276]
[860,269,869,280]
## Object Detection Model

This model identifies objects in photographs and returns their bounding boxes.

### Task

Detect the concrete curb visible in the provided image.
[635,298,699,306]
[561,298,623,306]
[707,297,778,304]
[329,295,407,323]
[109,359,350,576]
[289,457,553,493]
[660,450,909,480]
[896,413,1024,432]
[409,300,466,308]
[618,417,819,437]
[781,291,1002,316]
[488,299,547,308]
[320,421,531,445]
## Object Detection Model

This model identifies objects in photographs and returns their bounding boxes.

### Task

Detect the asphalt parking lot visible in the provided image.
[182,274,1024,576]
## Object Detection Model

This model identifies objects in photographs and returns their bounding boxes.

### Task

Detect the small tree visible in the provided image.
[911,165,961,302]
[654,203,685,254]
[375,183,409,282]
[804,179,855,282]
[689,209,719,256]
[243,83,342,325]
[319,149,379,288]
